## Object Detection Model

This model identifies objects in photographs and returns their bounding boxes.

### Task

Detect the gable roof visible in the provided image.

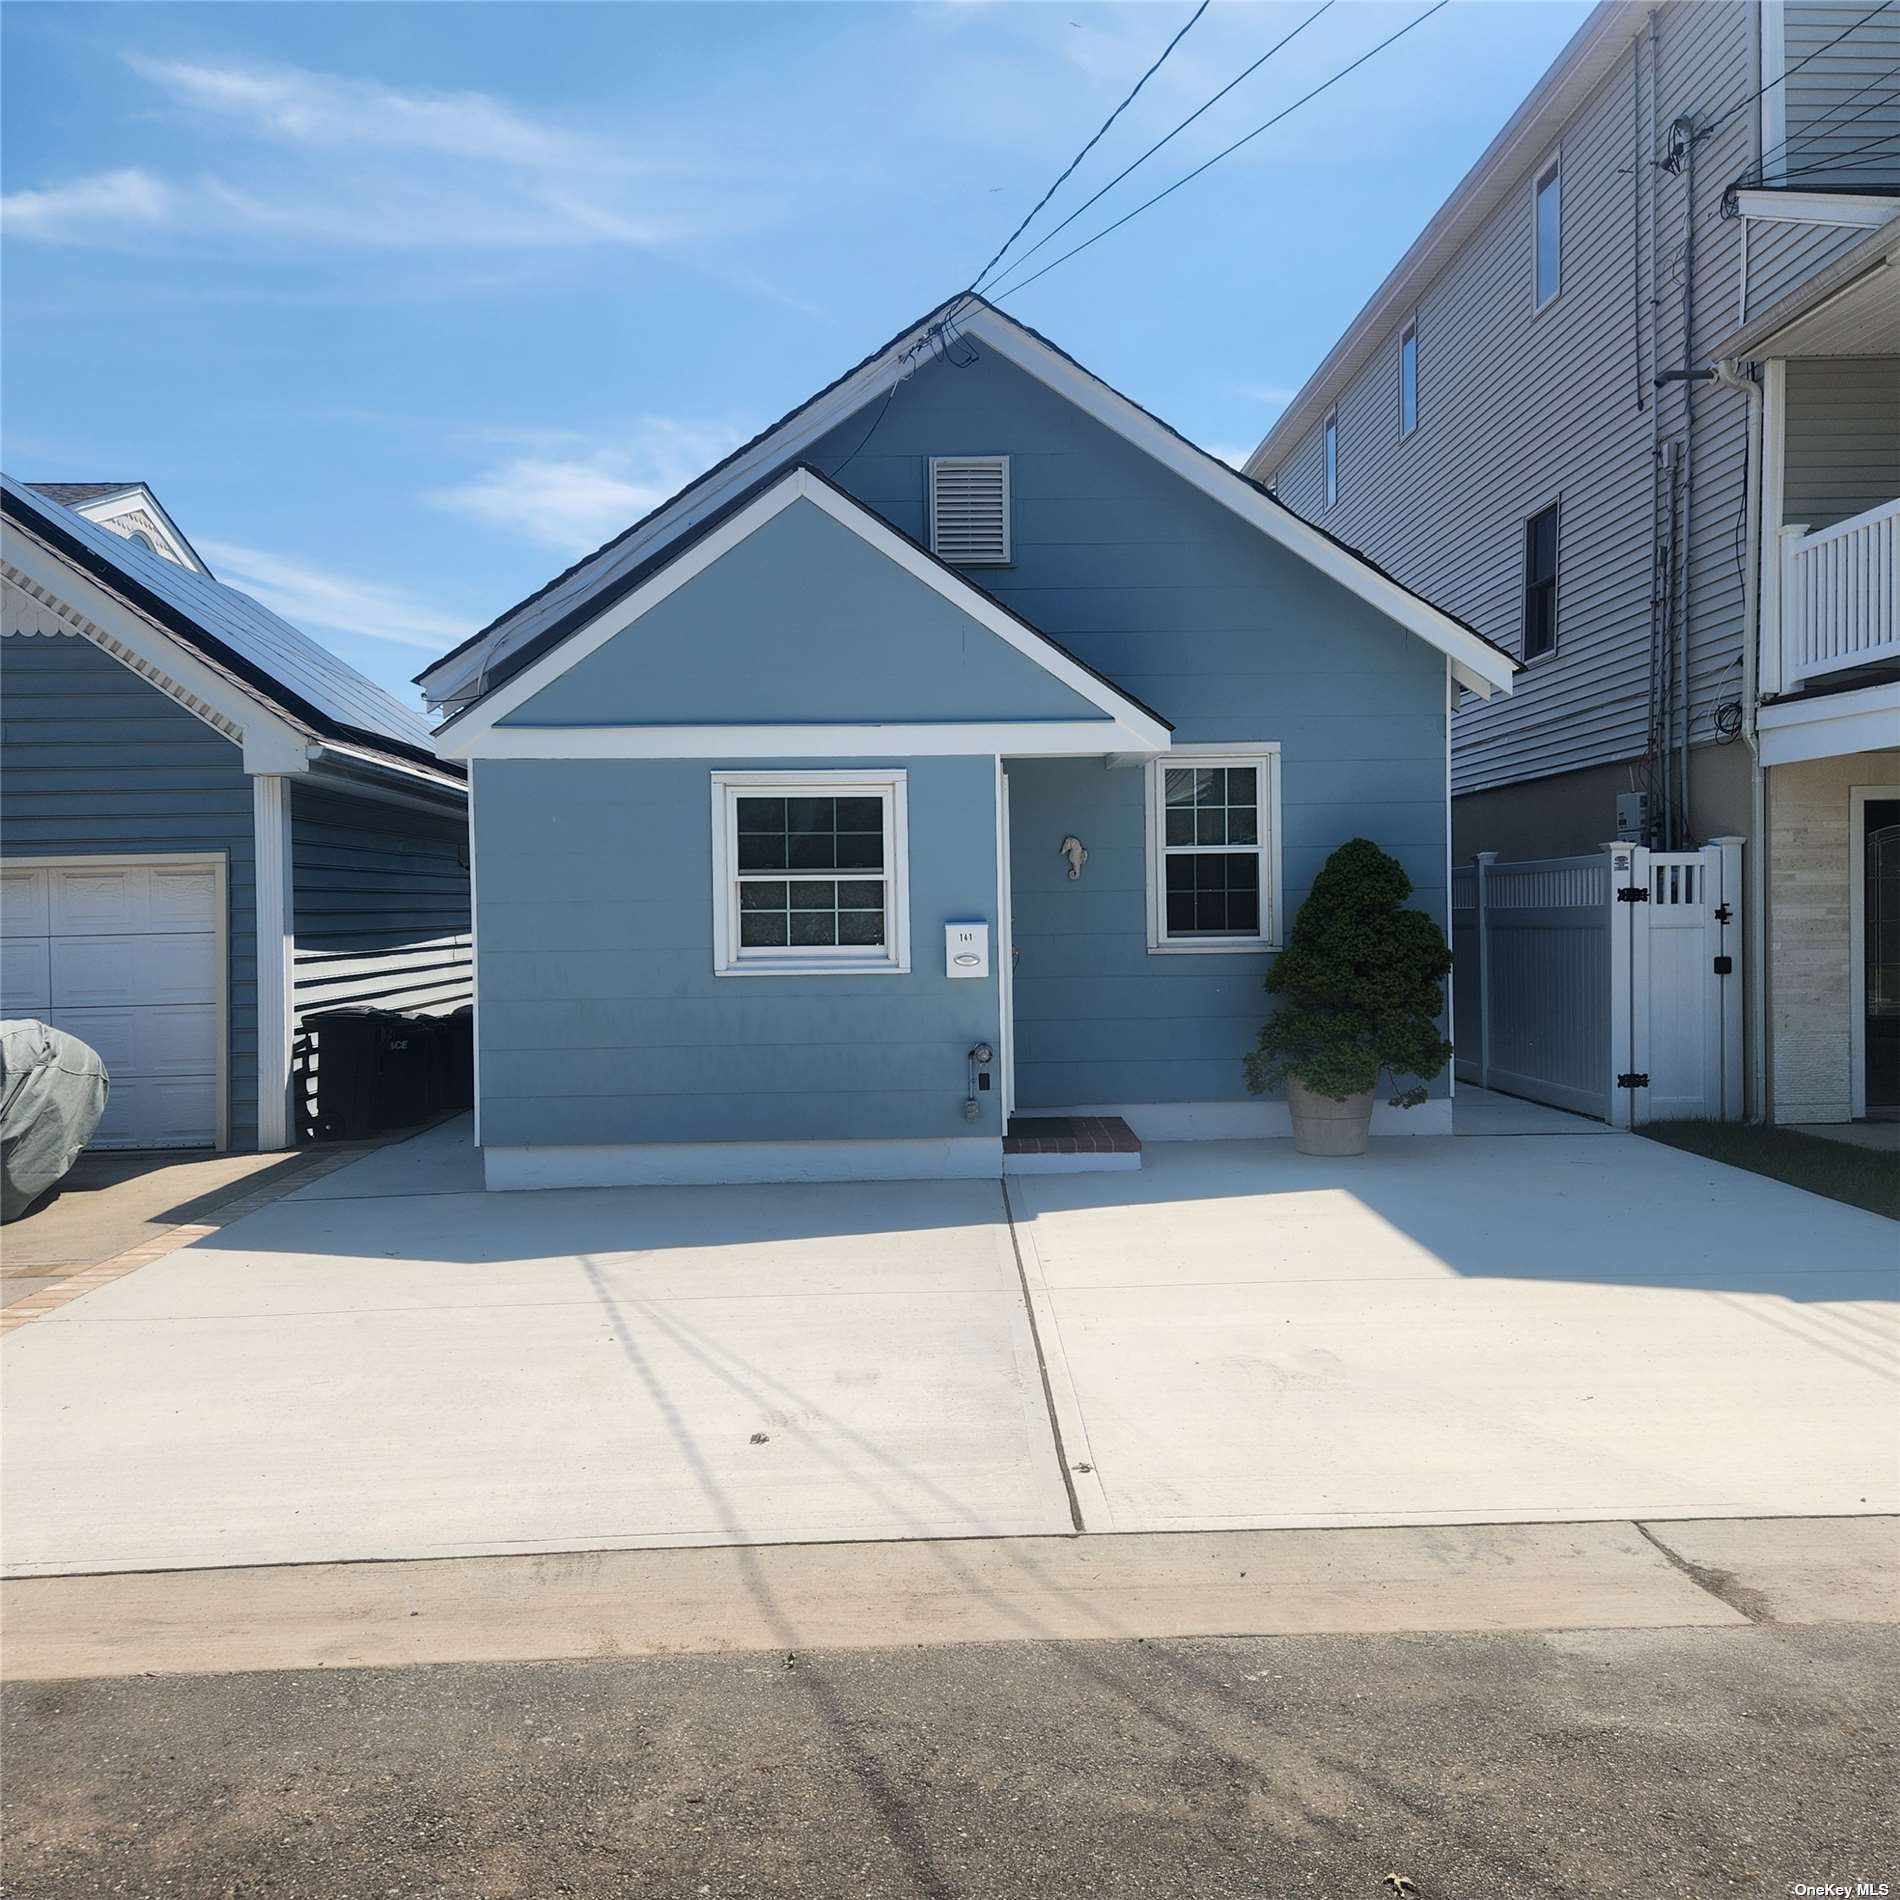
[435,461,1174,759]
[28,479,213,576]
[418,295,1518,712]
[3,473,453,777]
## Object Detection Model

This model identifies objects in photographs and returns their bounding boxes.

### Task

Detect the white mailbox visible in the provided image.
[945,922,990,979]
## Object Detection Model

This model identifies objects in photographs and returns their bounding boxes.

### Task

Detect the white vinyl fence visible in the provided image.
[1452,839,1743,1127]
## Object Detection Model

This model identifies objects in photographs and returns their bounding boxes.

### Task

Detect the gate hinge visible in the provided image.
[1712,954,1733,975]
[1616,884,1649,902]
[1618,1072,1649,1089]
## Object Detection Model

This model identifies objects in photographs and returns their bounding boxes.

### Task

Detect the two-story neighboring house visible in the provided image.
[1250,0,1898,1129]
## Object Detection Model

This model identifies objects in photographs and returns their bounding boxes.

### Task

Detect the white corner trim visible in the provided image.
[3,532,312,774]
[709,768,912,977]
[483,1136,1004,1190]
[965,312,1517,699]
[436,464,1170,757]
[1757,682,1900,766]
[1731,188,1900,230]
[252,775,296,1152]
[1037,1098,1454,1141]
[1143,743,1283,955]
[458,720,1143,761]
[1758,0,1787,185]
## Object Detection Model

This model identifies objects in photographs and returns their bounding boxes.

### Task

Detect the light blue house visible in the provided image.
[419,299,1517,1189]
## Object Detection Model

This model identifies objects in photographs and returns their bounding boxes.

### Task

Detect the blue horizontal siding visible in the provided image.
[0,631,259,1149]
[474,755,1002,1149]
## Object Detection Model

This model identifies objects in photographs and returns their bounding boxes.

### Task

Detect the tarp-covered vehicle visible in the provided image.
[0,1021,108,1223]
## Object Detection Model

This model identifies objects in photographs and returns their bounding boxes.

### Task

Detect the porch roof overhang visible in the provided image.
[435,463,1174,762]
[1713,217,1900,363]
[1756,677,1900,767]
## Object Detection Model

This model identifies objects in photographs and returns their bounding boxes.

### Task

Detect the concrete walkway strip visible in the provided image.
[1637,1513,1900,1624]
[11,1515,1868,1684]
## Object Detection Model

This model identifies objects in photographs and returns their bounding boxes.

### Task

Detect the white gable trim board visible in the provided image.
[434,465,1172,759]
[420,304,1517,716]
[0,853,230,1151]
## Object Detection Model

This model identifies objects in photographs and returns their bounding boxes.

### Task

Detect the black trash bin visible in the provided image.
[429,1005,475,1114]
[304,1008,436,1141]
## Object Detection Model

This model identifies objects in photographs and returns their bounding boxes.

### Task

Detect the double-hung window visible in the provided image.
[1522,502,1559,660]
[711,770,910,975]
[1145,745,1280,954]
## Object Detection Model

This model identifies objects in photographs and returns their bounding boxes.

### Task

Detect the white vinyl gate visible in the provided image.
[1452,839,1743,1127]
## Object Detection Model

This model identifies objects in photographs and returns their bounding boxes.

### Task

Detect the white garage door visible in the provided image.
[0,858,223,1150]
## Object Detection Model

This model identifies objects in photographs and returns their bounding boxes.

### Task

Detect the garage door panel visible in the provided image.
[147,866,219,931]
[1,937,52,1018]
[51,933,218,1010]
[52,1004,217,1080]
[50,866,138,934]
[2,868,49,936]
[90,1076,218,1151]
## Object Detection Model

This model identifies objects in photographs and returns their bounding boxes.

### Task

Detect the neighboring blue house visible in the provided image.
[419,298,1518,1189]
[2,476,471,1154]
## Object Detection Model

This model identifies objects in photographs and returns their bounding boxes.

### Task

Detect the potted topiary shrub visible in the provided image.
[1244,837,1453,1156]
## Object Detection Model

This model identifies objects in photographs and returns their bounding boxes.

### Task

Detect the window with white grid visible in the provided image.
[1145,746,1281,954]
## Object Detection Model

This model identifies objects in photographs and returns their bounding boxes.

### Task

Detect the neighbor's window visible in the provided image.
[1324,409,1339,509]
[1146,747,1280,954]
[1534,154,1562,309]
[1399,317,1419,436]
[1523,502,1560,660]
[712,771,910,975]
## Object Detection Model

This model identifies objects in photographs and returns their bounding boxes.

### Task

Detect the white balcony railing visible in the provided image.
[1778,497,1900,690]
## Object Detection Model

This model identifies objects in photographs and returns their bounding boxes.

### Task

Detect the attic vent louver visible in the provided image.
[929,456,1011,567]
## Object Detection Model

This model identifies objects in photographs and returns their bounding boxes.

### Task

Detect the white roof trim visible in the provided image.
[434,465,1172,760]
[425,302,1513,715]
[2,522,311,774]
[1730,189,1900,232]
[966,312,1514,698]
[462,722,1149,760]
[63,484,210,574]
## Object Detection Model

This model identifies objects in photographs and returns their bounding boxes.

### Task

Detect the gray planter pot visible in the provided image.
[1286,1076,1374,1156]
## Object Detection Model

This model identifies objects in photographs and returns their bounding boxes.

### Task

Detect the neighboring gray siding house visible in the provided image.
[417,299,1517,1190]
[1250,0,1898,1125]
[1,475,471,1153]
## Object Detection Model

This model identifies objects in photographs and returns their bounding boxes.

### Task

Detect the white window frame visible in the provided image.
[710,769,910,977]
[1521,495,1561,663]
[1532,149,1563,313]
[1144,743,1282,956]
[1399,315,1419,437]
[1323,409,1339,510]
[928,455,1012,567]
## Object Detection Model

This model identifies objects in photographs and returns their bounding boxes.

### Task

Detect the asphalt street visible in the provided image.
[4,1622,1895,1900]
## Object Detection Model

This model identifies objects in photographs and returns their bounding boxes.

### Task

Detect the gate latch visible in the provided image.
[1712,954,1733,975]
[1616,884,1649,902]
[1714,902,1733,924]
[1618,1072,1649,1089]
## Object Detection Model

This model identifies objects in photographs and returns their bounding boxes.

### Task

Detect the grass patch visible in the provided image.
[1640,1121,1898,1222]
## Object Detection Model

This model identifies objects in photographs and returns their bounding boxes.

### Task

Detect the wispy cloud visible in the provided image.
[1,168,174,241]
[1233,382,1298,408]
[5,55,741,253]
[429,420,750,555]
[196,539,469,651]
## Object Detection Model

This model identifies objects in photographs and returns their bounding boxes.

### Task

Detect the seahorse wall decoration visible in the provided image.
[1059,835,1088,881]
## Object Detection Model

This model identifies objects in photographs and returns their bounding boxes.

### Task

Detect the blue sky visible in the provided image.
[2,0,1589,707]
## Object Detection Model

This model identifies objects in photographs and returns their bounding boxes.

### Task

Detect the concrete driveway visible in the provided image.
[0,1120,1073,1576]
[2,1119,1894,1577]
[1010,1134,1899,1534]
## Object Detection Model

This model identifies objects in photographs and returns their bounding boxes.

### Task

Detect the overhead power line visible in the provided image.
[1703,0,1896,137]
[986,0,1451,304]
[973,0,1336,299]
[964,0,1210,297]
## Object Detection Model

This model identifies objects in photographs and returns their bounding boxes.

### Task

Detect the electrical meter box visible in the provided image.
[1615,790,1650,843]
[945,923,990,979]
